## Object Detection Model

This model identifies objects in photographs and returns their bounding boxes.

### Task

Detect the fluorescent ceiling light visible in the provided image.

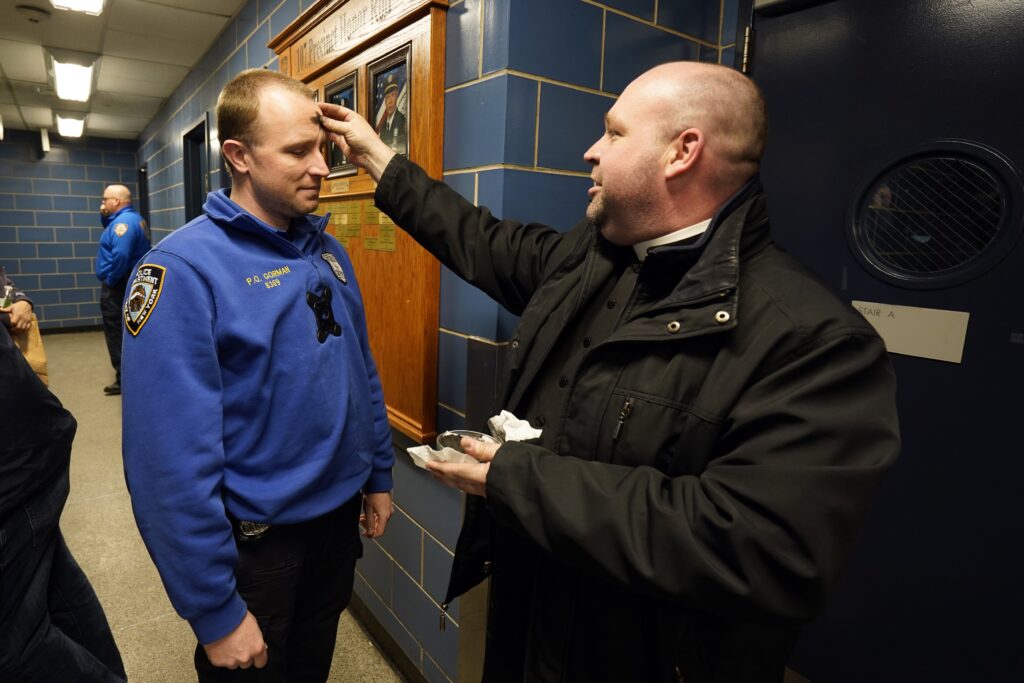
[53,59,94,102]
[50,0,105,15]
[56,114,85,137]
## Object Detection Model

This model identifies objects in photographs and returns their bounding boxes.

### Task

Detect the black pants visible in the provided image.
[100,280,126,383]
[194,496,364,682]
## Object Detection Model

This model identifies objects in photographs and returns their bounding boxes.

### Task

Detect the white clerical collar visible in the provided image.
[632,218,712,261]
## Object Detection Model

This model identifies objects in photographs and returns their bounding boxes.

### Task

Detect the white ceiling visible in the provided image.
[0,0,247,140]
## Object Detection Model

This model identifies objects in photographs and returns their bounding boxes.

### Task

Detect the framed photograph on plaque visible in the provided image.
[369,46,410,156]
[324,72,357,176]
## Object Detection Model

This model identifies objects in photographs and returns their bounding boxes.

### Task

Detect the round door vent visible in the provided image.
[848,141,1022,289]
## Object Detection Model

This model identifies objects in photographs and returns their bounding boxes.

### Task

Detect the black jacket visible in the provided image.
[0,325,76,519]
[376,157,900,682]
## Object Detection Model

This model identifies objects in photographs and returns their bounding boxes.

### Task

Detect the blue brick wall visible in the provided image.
[0,129,138,329]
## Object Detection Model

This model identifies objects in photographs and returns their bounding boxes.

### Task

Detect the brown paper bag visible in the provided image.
[13,314,49,386]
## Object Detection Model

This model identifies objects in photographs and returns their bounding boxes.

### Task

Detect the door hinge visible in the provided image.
[741,26,754,74]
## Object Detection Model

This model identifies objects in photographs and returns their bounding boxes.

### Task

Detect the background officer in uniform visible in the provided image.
[319,61,900,682]
[121,69,394,682]
[95,184,149,396]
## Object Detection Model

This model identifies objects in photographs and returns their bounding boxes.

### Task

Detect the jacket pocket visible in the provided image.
[605,389,721,474]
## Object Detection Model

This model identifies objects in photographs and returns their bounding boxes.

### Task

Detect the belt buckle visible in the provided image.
[237,520,271,541]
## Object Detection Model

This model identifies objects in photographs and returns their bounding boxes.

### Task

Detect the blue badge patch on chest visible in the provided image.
[124,264,166,336]
[321,252,347,284]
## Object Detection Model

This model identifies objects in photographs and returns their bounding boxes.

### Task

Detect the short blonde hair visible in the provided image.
[216,69,315,172]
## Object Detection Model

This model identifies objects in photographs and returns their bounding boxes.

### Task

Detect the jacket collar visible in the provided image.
[106,205,136,222]
[202,189,329,240]
[640,176,771,308]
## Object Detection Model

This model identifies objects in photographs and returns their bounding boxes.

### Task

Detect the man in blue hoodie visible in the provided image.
[95,184,150,396]
[120,69,395,681]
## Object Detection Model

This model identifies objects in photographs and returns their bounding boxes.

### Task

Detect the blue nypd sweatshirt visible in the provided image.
[120,190,394,644]
[96,205,150,286]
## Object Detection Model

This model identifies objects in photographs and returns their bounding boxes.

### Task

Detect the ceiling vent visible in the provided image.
[16,5,52,23]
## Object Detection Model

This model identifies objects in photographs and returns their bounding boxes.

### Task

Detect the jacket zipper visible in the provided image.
[612,397,634,442]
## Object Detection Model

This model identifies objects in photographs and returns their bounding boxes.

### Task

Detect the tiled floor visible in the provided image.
[47,330,405,682]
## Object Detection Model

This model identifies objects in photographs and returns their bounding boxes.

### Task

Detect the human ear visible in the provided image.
[221,139,250,174]
[664,128,704,179]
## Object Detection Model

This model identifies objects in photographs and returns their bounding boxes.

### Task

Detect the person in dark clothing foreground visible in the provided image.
[0,325,126,681]
[320,61,901,682]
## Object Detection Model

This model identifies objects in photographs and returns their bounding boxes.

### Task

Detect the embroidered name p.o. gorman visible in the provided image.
[124,264,166,336]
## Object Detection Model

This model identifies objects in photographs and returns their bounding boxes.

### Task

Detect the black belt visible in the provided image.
[226,495,362,544]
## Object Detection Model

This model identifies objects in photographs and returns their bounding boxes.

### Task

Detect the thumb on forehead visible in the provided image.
[317,112,346,133]
[319,101,350,114]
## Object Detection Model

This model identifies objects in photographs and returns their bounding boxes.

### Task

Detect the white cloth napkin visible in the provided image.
[405,445,479,470]
[487,410,542,442]
[406,412,542,469]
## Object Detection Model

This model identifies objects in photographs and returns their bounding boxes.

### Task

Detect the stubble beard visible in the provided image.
[586,195,603,227]
[589,193,631,246]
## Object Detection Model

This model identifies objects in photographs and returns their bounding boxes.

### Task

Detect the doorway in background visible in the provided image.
[183,116,209,223]
[749,0,1024,680]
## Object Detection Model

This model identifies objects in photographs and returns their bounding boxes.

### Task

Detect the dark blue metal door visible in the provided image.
[750,0,1024,680]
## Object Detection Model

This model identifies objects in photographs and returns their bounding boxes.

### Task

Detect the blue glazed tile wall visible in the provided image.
[355,572,423,668]
[660,0,724,43]
[504,0,604,89]
[360,441,469,680]
[443,74,536,169]
[494,169,592,230]
[0,129,138,329]
[602,0,655,20]
[378,507,424,580]
[723,0,742,47]
[536,83,612,173]
[603,11,701,92]
[446,0,481,87]
[439,266,499,339]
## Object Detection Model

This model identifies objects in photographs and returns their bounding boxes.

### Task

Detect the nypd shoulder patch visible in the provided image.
[124,264,166,336]
[114,222,129,237]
